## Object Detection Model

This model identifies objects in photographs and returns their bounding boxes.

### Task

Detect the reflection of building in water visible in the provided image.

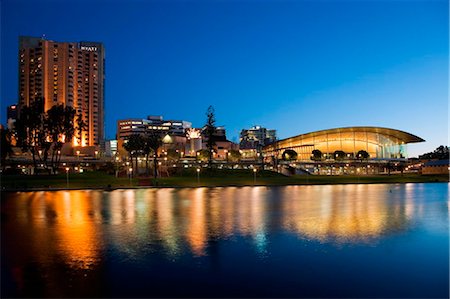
[184,188,207,256]
[154,189,182,256]
[281,185,411,242]
[51,191,102,269]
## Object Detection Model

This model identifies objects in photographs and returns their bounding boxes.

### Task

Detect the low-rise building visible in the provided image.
[117,115,192,157]
[422,160,449,175]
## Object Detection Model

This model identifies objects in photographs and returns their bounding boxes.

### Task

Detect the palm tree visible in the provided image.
[75,113,87,146]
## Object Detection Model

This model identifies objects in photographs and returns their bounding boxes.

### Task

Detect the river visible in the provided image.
[1,183,448,297]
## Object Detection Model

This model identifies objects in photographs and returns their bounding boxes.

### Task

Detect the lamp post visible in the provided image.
[94,150,98,159]
[76,150,80,161]
[65,167,70,188]
[129,167,133,186]
[196,168,200,185]
[253,168,257,184]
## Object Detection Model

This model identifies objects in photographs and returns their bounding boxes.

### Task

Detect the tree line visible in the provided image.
[281,149,370,161]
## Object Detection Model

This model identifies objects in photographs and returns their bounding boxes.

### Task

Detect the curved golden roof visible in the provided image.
[267,126,425,147]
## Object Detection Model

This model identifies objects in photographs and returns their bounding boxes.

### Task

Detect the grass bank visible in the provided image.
[1,169,448,191]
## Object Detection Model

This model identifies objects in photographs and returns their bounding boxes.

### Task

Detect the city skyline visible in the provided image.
[1,0,448,157]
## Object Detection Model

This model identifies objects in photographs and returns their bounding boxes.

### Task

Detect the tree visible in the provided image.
[15,99,76,174]
[46,104,76,174]
[166,148,180,161]
[228,149,241,162]
[356,150,370,161]
[204,105,216,169]
[282,149,298,161]
[196,149,210,162]
[15,98,45,171]
[124,134,144,175]
[419,145,449,160]
[144,130,164,180]
[75,113,87,146]
[334,150,346,161]
[0,127,13,171]
[311,149,322,161]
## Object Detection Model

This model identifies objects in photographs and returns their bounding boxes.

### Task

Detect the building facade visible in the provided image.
[117,116,192,156]
[240,125,277,149]
[18,36,105,148]
[263,126,425,161]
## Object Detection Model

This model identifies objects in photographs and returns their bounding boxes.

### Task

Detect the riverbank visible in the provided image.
[1,170,448,191]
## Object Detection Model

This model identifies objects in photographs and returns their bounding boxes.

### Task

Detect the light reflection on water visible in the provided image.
[2,183,448,298]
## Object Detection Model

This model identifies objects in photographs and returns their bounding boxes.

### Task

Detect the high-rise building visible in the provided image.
[18,36,105,148]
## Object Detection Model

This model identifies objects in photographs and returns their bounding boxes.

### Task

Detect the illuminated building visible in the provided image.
[117,116,192,156]
[422,160,450,175]
[200,126,239,159]
[240,125,277,149]
[18,36,105,148]
[263,126,424,161]
[186,128,202,154]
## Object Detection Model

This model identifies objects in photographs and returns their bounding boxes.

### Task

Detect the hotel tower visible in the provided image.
[18,36,105,148]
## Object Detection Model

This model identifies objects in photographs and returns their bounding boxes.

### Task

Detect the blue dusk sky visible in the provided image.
[1,0,448,157]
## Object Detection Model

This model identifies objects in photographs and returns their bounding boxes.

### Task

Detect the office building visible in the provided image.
[117,116,192,156]
[240,125,277,149]
[18,36,105,148]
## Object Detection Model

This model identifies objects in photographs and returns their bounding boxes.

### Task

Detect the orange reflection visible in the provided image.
[185,188,207,256]
[282,185,408,242]
[51,191,102,269]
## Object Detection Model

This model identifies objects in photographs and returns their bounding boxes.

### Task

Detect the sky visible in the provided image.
[1,0,448,157]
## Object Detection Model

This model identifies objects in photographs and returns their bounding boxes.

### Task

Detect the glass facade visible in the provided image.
[263,127,423,161]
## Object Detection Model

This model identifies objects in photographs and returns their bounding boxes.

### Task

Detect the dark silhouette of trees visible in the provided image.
[75,113,87,146]
[311,149,322,161]
[0,127,13,171]
[145,130,164,180]
[166,148,180,161]
[46,104,76,173]
[228,149,241,162]
[334,150,346,161]
[15,99,44,170]
[124,134,144,175]
[204,106,216,169]
[15,99,75,174]
[357,150,370,161]
[197,149,210,162]
[282,149,298,161]
[419,145,449,160]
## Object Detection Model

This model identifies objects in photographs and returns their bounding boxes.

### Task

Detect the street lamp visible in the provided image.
[65,167,70,188]
[115,156,119,178]
[196,168,200,184]
[94,150,98,159]
[129,167,133,185]
[253,168,257,184]
[76,150,80,161]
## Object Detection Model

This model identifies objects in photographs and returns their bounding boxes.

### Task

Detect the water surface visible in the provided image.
[1,183,448,298]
